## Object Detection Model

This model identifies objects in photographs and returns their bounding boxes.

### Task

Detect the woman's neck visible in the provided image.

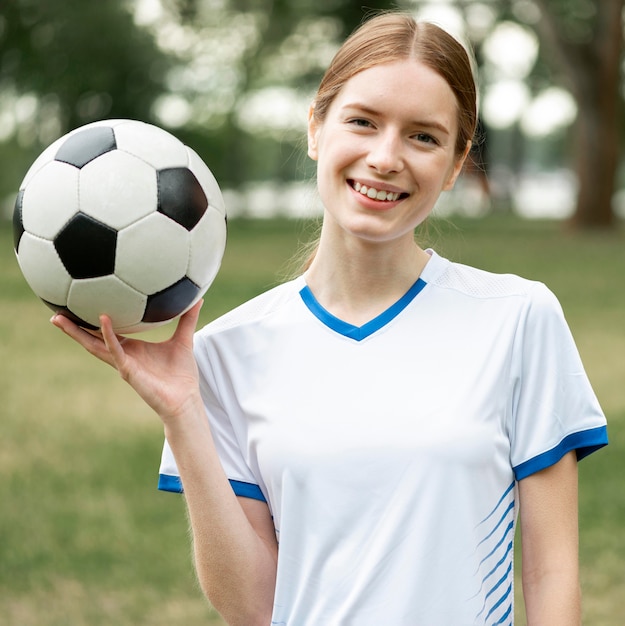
[304,231,431,327]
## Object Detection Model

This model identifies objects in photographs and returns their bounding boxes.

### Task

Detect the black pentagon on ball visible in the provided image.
[41,299,99,330]
[13,189,25,251]
[157,167,207,231]
[54,212,117,279]
[142,276,201,323]
[55,126,117,169]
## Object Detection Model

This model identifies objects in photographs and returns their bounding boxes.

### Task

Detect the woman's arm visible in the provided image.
[518,450,580,625]
[52,304,277,625]
[163,399,278,625]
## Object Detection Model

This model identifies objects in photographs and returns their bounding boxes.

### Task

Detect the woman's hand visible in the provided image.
[51,300,204,424]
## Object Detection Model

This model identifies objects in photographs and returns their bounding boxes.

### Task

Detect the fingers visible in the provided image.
[99,314,127,368]
[50,313,114,365]
[51,300,203,374]
[173,299,204,343]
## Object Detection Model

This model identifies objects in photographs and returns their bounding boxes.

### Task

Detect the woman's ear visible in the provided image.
[307,104,319,161]
[443,140,472,191]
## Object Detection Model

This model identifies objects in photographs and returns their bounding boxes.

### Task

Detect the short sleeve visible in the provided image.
[510,282,607,481]
[157,335,266,502]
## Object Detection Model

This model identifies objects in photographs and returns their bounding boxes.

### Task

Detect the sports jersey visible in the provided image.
[158,250,607,625]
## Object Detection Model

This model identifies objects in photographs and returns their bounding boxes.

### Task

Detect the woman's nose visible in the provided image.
[365,131,404,174]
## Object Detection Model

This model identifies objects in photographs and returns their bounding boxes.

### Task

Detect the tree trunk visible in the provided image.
[532,0,624,230]
[569,0,623,229]
[572,78,621,229]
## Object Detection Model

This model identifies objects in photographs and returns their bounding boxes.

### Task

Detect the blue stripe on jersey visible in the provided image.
[486,582,512,622]
[158,473,183,493]
[476,501,514,549]
[474,482,515,625]
[158,474,266,503]
[299,277,427,341]
[230,479,267,502]
[493,603,513,624]
[513,425,608,481]
[477,482,515,526]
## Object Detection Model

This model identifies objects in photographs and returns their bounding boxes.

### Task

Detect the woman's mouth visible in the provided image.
[348,180,408,202]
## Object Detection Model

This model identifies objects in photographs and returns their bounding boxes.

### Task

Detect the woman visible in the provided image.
[53,12,607,625]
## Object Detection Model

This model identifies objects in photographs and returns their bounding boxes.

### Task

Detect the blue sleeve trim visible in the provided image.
[157,474,266,503]
[158,473,184,493]
[514,425,608,481]
[230,479,267,502]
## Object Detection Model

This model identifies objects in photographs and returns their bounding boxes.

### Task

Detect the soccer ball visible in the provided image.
[13,119,227,334]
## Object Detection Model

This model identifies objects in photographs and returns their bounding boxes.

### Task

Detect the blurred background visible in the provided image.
[1,0,624,226]
[1,1,624,625]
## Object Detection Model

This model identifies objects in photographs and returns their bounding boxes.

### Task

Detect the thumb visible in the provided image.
[173,299,204,343]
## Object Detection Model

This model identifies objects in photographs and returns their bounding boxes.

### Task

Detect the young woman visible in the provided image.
[53,12,607,626]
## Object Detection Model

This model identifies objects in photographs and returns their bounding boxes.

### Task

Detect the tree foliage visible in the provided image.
[1,0,623,228]
[0,0,172,132]
[0,0,174,201]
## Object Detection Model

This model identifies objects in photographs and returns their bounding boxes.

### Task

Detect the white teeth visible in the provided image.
[352,181,400,202]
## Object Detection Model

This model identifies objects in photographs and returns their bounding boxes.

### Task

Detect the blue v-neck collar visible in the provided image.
[299,277,427,341]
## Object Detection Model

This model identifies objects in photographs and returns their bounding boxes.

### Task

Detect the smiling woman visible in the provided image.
[51,11,607,626]
[299,18,476,279]
[306,59,468,261]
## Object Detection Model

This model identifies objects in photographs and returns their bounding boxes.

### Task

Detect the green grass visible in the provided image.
[1,216,623,624]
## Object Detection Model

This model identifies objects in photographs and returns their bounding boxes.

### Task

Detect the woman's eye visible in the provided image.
[414,133,438,145]
[349,118,373,128]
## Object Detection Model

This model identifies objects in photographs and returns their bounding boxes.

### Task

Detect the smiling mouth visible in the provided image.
[349,180,409,202]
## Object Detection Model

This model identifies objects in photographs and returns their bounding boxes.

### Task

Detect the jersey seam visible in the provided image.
[426,278,537,302]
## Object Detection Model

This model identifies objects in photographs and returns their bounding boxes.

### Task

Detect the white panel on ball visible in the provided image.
[79,151,158,229]
[16,234,72,304]
[187,207,227,288]
[115,212,190,294]
[18,135,68,189]
[186,146,226,216]
[114,121,189,170]
[67,275,148,329]
[21,162,80,239]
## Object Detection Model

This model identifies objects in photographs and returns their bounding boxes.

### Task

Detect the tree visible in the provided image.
[530,0,624,229]
[0,0,175,204]
[0,0,172,141]
[3,0,621,227]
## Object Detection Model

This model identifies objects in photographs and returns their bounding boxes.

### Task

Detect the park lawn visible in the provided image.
[1,215,623,625]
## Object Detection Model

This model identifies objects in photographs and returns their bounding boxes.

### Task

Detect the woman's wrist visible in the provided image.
[160,391,207,433]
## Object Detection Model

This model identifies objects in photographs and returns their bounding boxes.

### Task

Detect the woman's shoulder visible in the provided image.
[423,249,550,302]
[196,275,306,339]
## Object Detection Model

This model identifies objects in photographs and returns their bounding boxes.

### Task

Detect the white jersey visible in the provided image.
[159,250,607,625]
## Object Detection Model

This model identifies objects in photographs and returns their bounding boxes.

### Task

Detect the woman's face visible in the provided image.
[308,59,470,246]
